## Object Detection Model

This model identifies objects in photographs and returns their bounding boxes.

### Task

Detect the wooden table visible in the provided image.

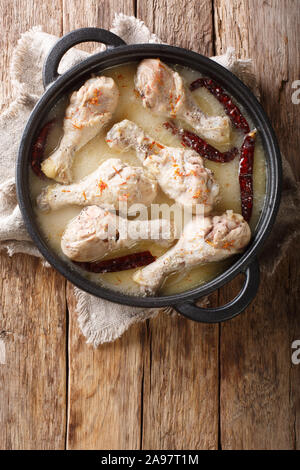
[0,0,299,450]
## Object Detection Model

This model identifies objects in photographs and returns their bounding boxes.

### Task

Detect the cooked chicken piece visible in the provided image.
[133,210,251,295]
[42,76,119,184]
[61,205,175,262]
[135,59,231,144]
[106,120,219,213]
[37,158,157,214]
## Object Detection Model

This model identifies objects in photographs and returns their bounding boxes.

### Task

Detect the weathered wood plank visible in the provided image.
[0,0,67,450]
[288,243,300,450]
[0,255,66,449]
[1,0,297,451]
[214,0,300,449]
[141,314,219,450]
[62,0,134,44]
[0,0,64,112]
[137,0,213,55]
[137,0,219,450]
[66,285,144,450]
[63,0,145,450]
[215,0,300,176]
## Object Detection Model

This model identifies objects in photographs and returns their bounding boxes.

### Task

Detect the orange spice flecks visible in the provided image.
[98,179,108,195]
[169,92,175,115]
[113,166,122,175]
[82,191,87,200]
[61,189,71,193]
[192,189,202,199]
[155,142,164,149]
[174,167,184,178]
[222,240,235,250]
[88,88,102,105]
[72,122,83,130]
[154,67,164,86]
[169,92,178,118]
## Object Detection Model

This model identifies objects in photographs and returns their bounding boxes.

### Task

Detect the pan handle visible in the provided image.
[43,27,126,88]
[174,258,260,323]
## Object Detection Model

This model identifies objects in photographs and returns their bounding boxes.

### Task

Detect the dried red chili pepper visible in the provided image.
[164,121,238,163]
[190,77,250,134]
[239,129,257,221]
[75,251,156,273]
[31,120,55,177]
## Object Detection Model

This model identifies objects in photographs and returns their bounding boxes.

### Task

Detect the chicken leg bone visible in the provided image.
[106,119,219,213]
[133,210,251,294]
[135,59,231,144]
[61,205,176,262]
[37,158,157,214]
[42,76,119,184]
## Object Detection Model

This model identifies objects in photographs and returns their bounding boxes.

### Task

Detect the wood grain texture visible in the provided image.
[66,285,144,450]
[214,0,300,176]
[0,0,67,450]
[214,0,300,450]
[0,255,66,449]
[137,0,213,55]
[288,244,300,449]
[141,314,219,450]
[0,0,63,112]
[137,0,219,450]
[62,0,134,46]
[0,0,299,451]
[63,0,145,450]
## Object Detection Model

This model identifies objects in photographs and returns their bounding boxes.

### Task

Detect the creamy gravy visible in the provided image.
[29,62,266,296]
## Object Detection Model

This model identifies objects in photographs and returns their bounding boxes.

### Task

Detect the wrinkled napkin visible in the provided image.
[0,14,299,345]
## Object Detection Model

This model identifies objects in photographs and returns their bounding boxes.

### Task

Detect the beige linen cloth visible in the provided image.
[0,14,299,346]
